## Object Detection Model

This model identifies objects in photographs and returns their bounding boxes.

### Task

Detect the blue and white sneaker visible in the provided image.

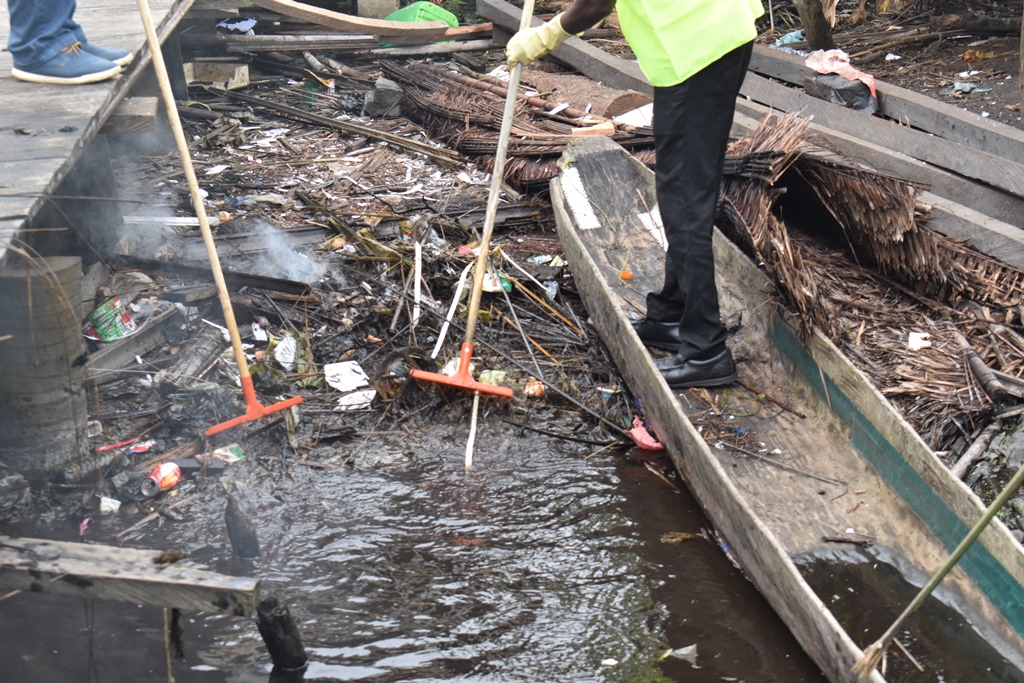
[82,43,134,67]
[12,42,121,85]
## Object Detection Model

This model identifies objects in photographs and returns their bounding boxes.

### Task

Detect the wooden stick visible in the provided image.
[736,379,807,418]
[465,392,480,471]
[644,461,679,490]
[163,608,173,683]
[852,458,1024,678]
[950,419,1003,480]
[720,440,847,489]
[412,241,423,331]
[430,263,472,360]
[116,493,202,538]
[505,274,584,336]
[501,418,619,446]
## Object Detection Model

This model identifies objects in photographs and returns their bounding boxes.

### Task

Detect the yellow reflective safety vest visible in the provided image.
[616,0,764,87]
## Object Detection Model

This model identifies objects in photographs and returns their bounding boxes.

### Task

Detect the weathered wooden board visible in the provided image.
[251,0,449,36]
[379,22,493,47]
[550,135,1024,681]
[739,71,1024,200]
[101,97,160,134]
[748,44,1024,167]
[85,305,183,383]
[0,535,260,616]
[182,32,378,51]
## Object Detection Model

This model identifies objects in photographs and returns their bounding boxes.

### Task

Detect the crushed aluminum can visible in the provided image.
[141,462,181,497]
[82,296,137,342]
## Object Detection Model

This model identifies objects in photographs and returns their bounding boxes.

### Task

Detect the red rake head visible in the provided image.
[410,342,514,399]
[205,375,303,436]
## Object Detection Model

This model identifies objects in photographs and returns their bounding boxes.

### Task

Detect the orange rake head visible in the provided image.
[205,375,304,436]
[410,342,514,399]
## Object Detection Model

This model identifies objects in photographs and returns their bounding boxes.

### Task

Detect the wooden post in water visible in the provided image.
[0,256,88,481]
[257,593,308,671]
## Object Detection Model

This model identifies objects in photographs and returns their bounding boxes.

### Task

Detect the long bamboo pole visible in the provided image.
[853,459,1024,677]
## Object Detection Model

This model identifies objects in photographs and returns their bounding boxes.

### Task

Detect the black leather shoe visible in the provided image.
[631,317,682,352]
[655,348,737,388]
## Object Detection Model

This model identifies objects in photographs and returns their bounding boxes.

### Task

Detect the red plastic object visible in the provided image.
[205,375,304,436]
[410,342,513,399]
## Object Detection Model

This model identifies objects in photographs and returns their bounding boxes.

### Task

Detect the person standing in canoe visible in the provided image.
[506,0,763,388]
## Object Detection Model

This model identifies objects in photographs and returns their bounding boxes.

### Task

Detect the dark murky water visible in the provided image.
[801,552,1024,682]
[0,418,824,681]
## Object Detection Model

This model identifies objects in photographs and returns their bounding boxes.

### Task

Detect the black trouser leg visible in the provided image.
[645,41,753,360]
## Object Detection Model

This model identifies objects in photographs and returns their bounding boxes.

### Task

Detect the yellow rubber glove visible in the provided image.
[506,14,573,67]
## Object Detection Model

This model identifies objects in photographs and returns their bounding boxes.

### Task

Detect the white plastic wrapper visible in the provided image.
[324,361,370,392]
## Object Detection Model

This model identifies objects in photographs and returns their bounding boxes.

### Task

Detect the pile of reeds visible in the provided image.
[382,62,657,189]
[718,113,1024,453]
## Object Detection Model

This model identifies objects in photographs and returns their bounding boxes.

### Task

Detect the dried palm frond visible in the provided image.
[715,113,1024,451]
[726,112,810,183]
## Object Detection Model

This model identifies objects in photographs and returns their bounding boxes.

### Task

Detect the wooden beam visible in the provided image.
[476,0,651,94]
[191,0,254,9]
[184,61,250,90]
[85,305,183,385]
[180,33,379,51]
[748,44,1024,167]
[251,0,449,36]
[100,97,159,135]
[361,39,496,57]
[378,22,493,47]
[0,535,260,617]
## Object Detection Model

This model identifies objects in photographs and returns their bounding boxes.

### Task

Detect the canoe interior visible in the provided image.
[550,136,1024,682]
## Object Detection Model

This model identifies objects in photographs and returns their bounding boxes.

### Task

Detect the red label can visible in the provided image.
[141,462,181,497]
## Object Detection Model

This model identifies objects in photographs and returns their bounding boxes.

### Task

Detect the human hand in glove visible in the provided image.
[506,14,573,67]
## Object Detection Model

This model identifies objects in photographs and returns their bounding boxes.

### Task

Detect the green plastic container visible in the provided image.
[385,1,458,27]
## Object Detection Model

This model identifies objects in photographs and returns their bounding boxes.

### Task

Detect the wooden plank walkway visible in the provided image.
[0,0,193,264]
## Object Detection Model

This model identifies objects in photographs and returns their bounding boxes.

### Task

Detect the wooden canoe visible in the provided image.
[550,136,1024,682]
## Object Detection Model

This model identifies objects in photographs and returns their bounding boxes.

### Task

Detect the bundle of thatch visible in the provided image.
[717,113,1024,453]
[381,62,656,189]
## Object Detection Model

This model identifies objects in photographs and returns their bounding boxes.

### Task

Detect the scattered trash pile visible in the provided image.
[0,39,668,523]
[5,1,1024,539]
[0,199,647,528]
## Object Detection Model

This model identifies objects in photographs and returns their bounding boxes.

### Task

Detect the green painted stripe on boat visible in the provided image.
[772,319,1024,635]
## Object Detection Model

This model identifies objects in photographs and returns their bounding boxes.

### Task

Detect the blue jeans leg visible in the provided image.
[7,0,86,70]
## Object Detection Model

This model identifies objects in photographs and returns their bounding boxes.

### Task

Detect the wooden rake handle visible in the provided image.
[461,0,537,347]
[135,0,252,382]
